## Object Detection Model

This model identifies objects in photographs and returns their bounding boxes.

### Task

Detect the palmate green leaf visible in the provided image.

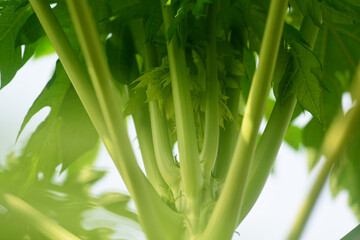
[315,23,360,126]
[295,0,360,25]
[302,23,360,168]
[16,12,44,46]
[19,61,98,177]
[278,40,324,125]
[0,146,138,240]
[0,2,34,89]
[16,12,55,58]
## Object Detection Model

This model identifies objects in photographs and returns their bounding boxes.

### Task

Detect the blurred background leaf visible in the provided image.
[0,144,140,240]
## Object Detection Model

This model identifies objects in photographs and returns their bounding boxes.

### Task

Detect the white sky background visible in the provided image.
[0,56,358,239]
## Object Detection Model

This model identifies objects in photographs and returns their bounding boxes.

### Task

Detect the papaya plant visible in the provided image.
[0,0,360,239]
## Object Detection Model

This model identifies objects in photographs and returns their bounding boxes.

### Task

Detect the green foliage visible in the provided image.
[0,147,138,240]
[0,1,33,88]
[302,22,360,168]
[0,0,360,239]
[296,0,360,25]
[277,40,324,124]
[18,61,98,176]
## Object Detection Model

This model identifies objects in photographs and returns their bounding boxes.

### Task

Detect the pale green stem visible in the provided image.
[28,0,107,142]
[212,86,240,197]
[161,1,203,230]
[0,193,80,240]
[239,95,297,222]
[149,100,181,191]
[200,0,288,239]
[61,1,184,239]
[131,87,170,198]
[123,24,169,197]
[123,16,169,198]
[288,67,360,240]
[138,21,181,195]
[238,14,319,224]
[200,0,220,180]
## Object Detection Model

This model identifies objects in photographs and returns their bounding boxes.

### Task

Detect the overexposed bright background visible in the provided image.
[0,56,358,239]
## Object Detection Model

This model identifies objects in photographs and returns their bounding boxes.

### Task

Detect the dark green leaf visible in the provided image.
[145,5,163,42]
[16,13,44,46]
[0,4,33,88]
[192,0,212,17]
[0,145,138,240]
[341,224,360,240]
[278,40,324,124]
[104,0,160,24]
[106,23,137,85]
[314,23,360,127]
[296,0,360,25]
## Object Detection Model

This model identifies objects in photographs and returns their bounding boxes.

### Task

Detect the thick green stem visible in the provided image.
[200,0,220,180]
[131,87,170,198]
[125,19,169,197]
[288,67,360,240]
[28,0,107,142]
[239,95,297,222]
[212,87,240,195]
[32,0,183,239]
[63,0,145,195]
[200,1,288,239]
[136,21,181,195]
[238,14,320,224]
[161,0,202,206]
[149,101,182,192]
[0,193,80,240]
[126,18,169,199]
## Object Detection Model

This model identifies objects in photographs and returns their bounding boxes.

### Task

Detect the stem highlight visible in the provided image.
[200,0,289,239]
